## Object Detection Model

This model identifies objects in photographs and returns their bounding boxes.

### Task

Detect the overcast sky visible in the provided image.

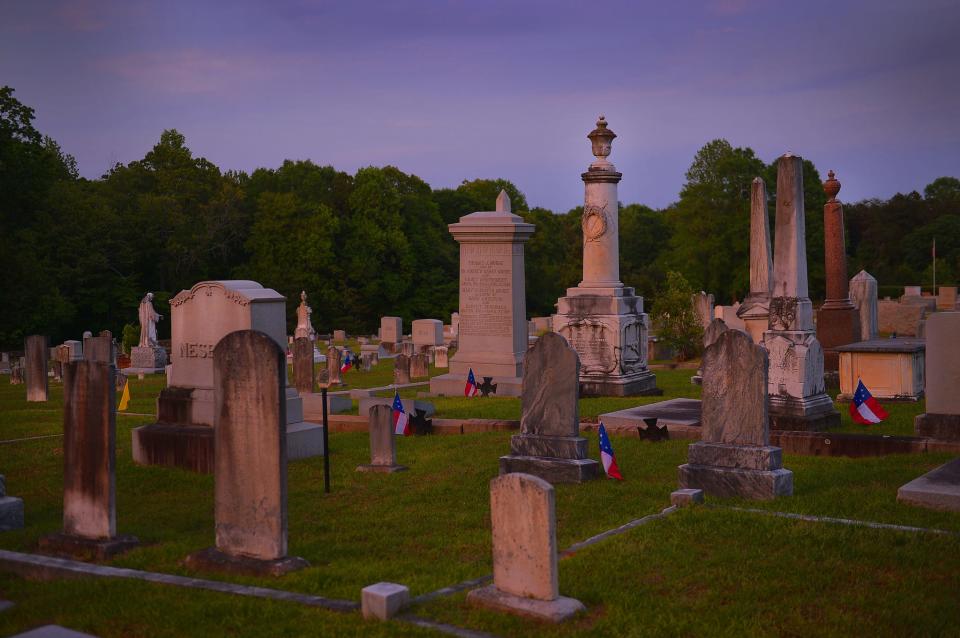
[3,0,958,212]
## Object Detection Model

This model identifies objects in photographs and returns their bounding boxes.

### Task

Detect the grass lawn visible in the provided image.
[0,367,957,637]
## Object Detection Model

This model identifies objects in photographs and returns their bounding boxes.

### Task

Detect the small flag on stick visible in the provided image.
[340,351,353,373]
[464,368,479,397]
[598,422,623,480]
[118,379,131,411]
[850,379,889,425]
[392,390,411,436]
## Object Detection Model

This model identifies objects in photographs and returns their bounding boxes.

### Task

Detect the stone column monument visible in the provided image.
[763,154,840,431]
[430,191,534,397]
[737,177,773,344]
[849,270,879,341]
[816,171,860,369]
[553,116,656,396]
[915,312,960,440]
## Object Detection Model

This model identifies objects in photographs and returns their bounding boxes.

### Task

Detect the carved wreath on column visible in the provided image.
[768,297,798,331]
[582,204,608,242]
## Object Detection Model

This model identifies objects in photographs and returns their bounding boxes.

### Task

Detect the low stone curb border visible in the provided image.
[720,507,960,537]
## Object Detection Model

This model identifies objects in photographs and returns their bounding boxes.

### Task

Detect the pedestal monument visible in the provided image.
[129,292,169,374]
[816,171,860,370]
[552,116,657,396]
[737,177,773,344]
[430,191,534,397]
[763,154,840,431]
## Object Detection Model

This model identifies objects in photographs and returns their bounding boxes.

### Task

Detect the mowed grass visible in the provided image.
[1,369,958,637]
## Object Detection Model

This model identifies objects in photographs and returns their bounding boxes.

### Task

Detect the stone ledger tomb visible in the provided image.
[468,473,585,623]
[499,332,599,483]
[678,329,793,499]
[552,117,657,396]
[430,190,533,397]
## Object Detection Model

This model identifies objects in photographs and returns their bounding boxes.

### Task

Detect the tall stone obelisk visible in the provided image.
[816,171,860,370]
[763,154,840,431]
[553,116,657,396]
[737,177,773,344]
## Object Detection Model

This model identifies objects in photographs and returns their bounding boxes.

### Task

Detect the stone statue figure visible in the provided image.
[138,292,163,348]
[294,290,316,341]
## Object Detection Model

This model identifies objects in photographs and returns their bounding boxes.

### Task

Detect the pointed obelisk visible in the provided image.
[737,177,773,343]
[816,171,860,370]
[552,116,657,396]
[763,153,840,431]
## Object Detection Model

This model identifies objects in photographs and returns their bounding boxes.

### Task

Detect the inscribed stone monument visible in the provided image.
[24,335,48,402]
[849,270,879,341]
[394,354,411,385]
[763,154,839,431]
[915,312,960,440]
[434,346,449,368]
[736,177,773,344]
[83,332,114,365]
[131,281,323,473]
[380,317,402,351]
[412,319,443,347]
[292,337,314,394]
[678,329,793,499]
[467,473,585,623]
[326,346,342,386]
[356,404,407,473]
[410,353,429,379]
[552,117,657,396]
[430,190,534,397]
[499,333,598,483]
[815,171,860,370]
[185,330,307,576]
[39,360,139,559]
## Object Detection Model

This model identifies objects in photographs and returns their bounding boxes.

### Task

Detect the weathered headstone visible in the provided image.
[401,341,415,357]
[333,329,346,341]
[915,312,960,440]
[434,346,449,369]
[326,346,342,386]
[293,291,317,341]
[380,317,402,350]
[10,359,23,385]
[713,303,746,332]
[878,300,925,336]
[292,337,314,394]
[849,270,879,341]
[412,319,443,348]
[763,154,839,431]
[38,360,139,559]
[356,404,407,473]
[131,281,323,473]
[410,353,430,379]
[0,475,24,531]
[430,190,533,398]
[500,333,598,483]
[679,329,793,499]
[737,177,773,344]
[394,354,411,385]
[0,351,10,374]
[937,286,958,311]
[467,473,585,622]
[185,330,307,576]
[83,332,114,365]
[552,117,657,396]
[692,292,715,330]
[24,335,48,402]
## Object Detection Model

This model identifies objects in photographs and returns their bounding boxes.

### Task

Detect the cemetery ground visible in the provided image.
[1,365,958,636]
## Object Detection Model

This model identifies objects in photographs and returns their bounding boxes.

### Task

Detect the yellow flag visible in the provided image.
[118,379,131,411]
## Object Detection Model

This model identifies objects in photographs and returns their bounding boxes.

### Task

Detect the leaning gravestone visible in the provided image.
[185,330,308,576]
[468,473,585,622]
[356,405,407,473]
[39,360,139,559]
[410,353,429,379]
[326,346,342,386]
[394,354,411,385]
[678,329,793,499]
[292,337,314,394]
[499,333,598,483]
[24,335,48,402]
[915,312,960,440]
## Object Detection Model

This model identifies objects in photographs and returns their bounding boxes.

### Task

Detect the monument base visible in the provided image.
[499,455,599,484]
[897,458,960,512]
[0,496,24,531]
[356,464,408,473]
[132,421,325,474]
[580,370,660,397]
[768,394,840,431]
[816,304,860,371]
[678,464,793,500]
[38,533,140,561]
[429,373,522,397]
[467,584,585,623]
[184,547,309,577]
[915,413,960,441]
[130,345,168,373]
[768,412,841,432]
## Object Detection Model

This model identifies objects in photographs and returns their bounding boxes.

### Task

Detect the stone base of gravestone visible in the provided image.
[38,533,140,561]
[0,476,24,531]
[185,546,309,577]
[356,464,408,474]
[678,441,793,500]
[896,458,960,512]
[915,413,960,441]
[816,304,860,371]
[768,409,841,432]
[128,345,168,373]
[499,455,598,484]
[131,424,215,473]
[468,585,585,623]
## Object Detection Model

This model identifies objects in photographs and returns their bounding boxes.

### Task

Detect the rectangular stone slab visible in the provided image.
[686,442,782,471]
[510,434,587,460]
[678,463,793,500]
[897,458,960,512]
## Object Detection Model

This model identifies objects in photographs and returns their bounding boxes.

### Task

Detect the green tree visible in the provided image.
[456,178,528,212]
[651,271,703,361]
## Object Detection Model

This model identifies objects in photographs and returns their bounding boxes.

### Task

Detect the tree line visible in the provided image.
[1,86,957,349]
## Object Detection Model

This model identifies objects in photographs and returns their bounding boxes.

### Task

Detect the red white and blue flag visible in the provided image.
[340,351,353,373]
[464,368,479,397]
[392,390,411,436]
[850,379,889,425]
[598,422,623,480]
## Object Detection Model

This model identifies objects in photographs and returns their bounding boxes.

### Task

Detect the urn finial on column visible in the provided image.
[588,115,616,166]
[823,170,841,203]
